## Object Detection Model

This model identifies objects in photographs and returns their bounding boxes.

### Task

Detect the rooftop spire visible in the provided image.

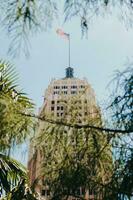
[65,67,74,78]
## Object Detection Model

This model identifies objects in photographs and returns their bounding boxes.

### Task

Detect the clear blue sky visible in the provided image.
[0,11,133,164]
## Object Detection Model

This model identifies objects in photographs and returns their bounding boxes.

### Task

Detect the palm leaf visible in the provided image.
[0,153,27,194]
[0,60,35,152]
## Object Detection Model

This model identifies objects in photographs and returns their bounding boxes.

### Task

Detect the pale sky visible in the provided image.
[1,15,133,108]
[1,11,133,164]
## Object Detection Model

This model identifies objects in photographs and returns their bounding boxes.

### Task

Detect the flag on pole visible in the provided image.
[56,29,69,40]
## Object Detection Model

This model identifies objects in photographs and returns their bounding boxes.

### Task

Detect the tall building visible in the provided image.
[39,67,98,120]
[28,67,103,200]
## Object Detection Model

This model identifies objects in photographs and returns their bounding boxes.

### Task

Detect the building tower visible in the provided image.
[38,67,98,120]
[28,67,101,200]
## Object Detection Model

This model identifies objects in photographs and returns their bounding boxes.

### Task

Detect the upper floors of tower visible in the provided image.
[44,67,96,102]
[38,68,99,121]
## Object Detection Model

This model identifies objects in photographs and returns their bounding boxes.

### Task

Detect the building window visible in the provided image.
[85,112,88,116]
[54,86,59,89]
[61,106,63,110]
[61,113,63,116]
[54,91,60,95]
[51,100,55,104]
[54,86,60,89]
[71,91,77,94]
[57,106,60,110]
[71,85,77,89]
[79,91,83,94]
[84,100,87,103]
[51,107,54,111]
[61,85,68,89]
[80,85,85,88]
[57,113,60,117]
[62,86,68,89]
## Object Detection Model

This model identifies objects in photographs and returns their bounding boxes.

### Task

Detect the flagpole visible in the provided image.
[56,29,70,67]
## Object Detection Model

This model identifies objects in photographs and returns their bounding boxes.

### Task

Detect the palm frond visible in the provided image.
[0,60,35,152]
[0,153,27,194]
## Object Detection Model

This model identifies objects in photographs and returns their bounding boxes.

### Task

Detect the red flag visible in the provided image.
[56,29,69,40]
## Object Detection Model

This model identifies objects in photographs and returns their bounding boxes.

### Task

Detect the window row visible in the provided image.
[57,112,63,117]
[53,85,85,89]
[51,100,88,105]
[53,91,78,95]
[51,100,67,104]
[51,106,64,111]
[54,86,67,89]
[53,91,68,95]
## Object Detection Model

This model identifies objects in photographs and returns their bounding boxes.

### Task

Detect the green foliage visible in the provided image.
[110,67,133,132]
[0,153,37,199]
[102,150,133,200]
[105,66,133,199]
[0,60,34,152]
[1,0,57,57]
[0,153,27,195]
[64,0,133,36]
[0,60,36,199]
[33,95,113,199]
[3,179,37,200]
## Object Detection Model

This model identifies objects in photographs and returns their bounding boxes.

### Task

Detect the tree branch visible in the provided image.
[20,112,132,134]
